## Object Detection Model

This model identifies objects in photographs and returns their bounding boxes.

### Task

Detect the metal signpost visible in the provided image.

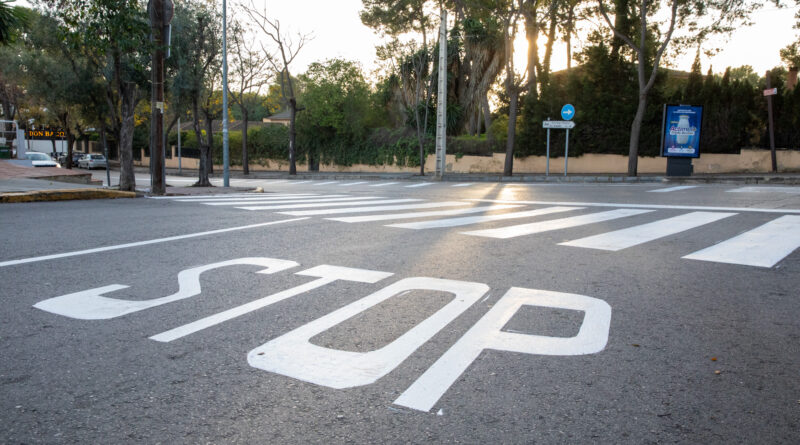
[542,104,576,176]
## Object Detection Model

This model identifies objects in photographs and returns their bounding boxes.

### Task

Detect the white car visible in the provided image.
[78,154,107,169]
[26,152,61,168]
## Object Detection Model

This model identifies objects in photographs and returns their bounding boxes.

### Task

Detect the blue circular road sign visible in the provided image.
[561,104,575,121]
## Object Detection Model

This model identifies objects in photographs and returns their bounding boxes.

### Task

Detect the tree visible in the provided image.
[0,0,26,45]
[244,1,309,175]
[363,0,434,174]
[597,0,769,176]
[168,0,220,186]
[228,16,271,175]
[48,0,150,191]
[21,11,85,168]
[297,59,372,170]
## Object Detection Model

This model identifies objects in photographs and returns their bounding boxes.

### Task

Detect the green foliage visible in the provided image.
[296,58,376,167]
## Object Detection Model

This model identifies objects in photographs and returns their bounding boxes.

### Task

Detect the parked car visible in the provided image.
[25,152,61,168]
[78,154,107,169]
[57,152,85,167]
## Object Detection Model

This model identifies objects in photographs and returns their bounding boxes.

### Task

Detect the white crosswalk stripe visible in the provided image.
[560,211,736,251]
[174,194,327,202]
[151,193,799,268]
[387,206,581,230]
[452,183,473,187]
[648,186,698,193]
[370,182,398,187]
[279,201,470,216]
[237,198,421,211]
[340,181,368,186]
[683,215,800,267]
[462,209,653,239]
[317,181,338,185]
[405,183,433,188]
[204,197,382,206]
[727,186,800,194]
[327,204,524,223]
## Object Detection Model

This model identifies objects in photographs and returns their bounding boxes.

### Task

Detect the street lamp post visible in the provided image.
[222,0,230,187]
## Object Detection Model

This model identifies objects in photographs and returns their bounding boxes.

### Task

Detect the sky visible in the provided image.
[257,0,799,78]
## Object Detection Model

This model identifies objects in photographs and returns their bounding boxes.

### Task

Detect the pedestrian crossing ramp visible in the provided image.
[150,193,800,268]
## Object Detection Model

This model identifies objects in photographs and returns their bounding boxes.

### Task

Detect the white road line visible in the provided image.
[327,204,525,223]
[406,183,434,188]
[239,198,421,211]
[462,209,653,239]
[317,181,339,185]
[727,186,800,194]
[292,181,312,184]
[648,185,698,193]
[203,197,377,206]
[560,211,736,251]
[280,201,469,216]
[683,215,800,267]
[0,218,309,268]
[339,181,368,186]
[370,182,398,187]
[452,183,474,187]
[469,198,800,214]
[203,196,384,206]
[387,206,581,230]
[175,195,333,203]
[148,193,276,200]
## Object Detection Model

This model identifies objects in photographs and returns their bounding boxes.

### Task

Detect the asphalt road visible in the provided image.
[2,179,799,443]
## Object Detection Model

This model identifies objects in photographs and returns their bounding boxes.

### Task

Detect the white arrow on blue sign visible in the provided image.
[561,104,575,121]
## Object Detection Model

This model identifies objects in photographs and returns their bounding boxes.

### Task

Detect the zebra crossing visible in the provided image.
[151,193,800,268]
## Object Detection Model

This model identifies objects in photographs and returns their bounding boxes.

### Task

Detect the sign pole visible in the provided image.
[222,0,230,187]
[766,71,777,173]
[177,117,182,175]
[545,126,550,176]
[564,128,569,176]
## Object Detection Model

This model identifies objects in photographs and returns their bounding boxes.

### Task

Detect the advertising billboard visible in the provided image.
[661,105,703,158]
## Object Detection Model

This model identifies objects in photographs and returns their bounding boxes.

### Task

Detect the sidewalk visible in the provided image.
[4,158,800,204]
[161,166,800,185]
[0,160,133,203]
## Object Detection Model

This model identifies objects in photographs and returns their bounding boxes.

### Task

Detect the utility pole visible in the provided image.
[222,0,230,187]
[765,70,777,173]
[434,8,447,179]
[148,0,173,195]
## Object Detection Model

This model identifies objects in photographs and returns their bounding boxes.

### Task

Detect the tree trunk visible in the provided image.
[525,9,540,98]
[504,87,519,176]
[566,5,575,69]
[288,97,297,175]
[65,129,75,170]
[627,93,647,176]
[482,94,493,143]
[118,83,137,192]
[193,99,211,186]
[205,117,214,175]
[242,108,249,175]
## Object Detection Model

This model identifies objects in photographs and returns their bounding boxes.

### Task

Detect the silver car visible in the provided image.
[26,152,61,168]
[79,154,107,169]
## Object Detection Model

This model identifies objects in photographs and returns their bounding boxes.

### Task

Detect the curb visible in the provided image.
[1,189,137,203]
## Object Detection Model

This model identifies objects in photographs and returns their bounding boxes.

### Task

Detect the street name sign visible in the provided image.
[763,88,778,96]
[543,120,576,129]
